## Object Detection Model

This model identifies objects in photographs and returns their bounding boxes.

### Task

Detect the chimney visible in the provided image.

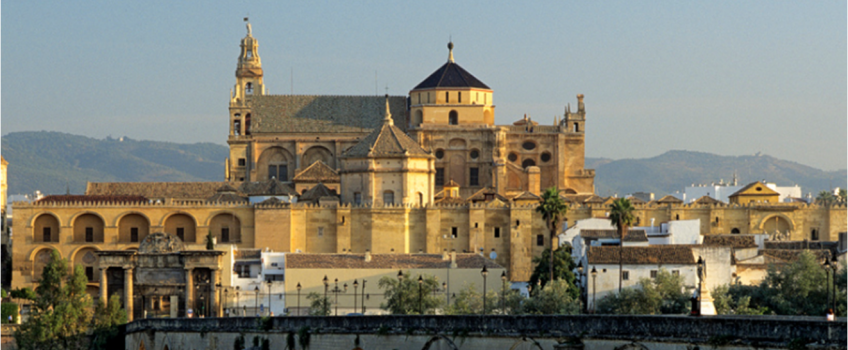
[364,250,371,262]
[450,250,457,269]
[442,249,449,261]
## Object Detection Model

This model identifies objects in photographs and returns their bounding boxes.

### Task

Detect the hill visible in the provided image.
[589,150,847,197]
[1,131,228,195]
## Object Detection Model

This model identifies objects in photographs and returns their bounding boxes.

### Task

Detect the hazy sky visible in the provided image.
[2,1,846,170]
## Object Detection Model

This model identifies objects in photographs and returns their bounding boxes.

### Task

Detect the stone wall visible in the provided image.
[124,315,846,350]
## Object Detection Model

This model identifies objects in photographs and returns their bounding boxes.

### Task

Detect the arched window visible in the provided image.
[245,82,253,94]
[445,91,449,103]
[522,159,536,169]
[449,111,458,125]
[418,192,424,207]
[233,120,241,135]
[574,122,579,132]
[458,92,462,103]
[715,217,720,224]
[383,191,394,205]
[675,214,680,220]
[731,228,740,234]
[811,229,819,241]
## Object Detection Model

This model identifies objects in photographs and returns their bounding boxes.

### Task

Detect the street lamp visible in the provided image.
[323,275,329,316]
[236,286,241,316]
[481,265,488,314]
[443,281,449,306]
[353,280,359,314]
[418,275,424,314]
[254,286,260,316]
[695,256,705,316]
[577,261,584,313]
[296,282,302,316]
[397,270,404,313]
[590,266,597,313]
[335,278,339,316]
[267,280,273,317]
[224,288,229,317]
[501,271,507,314]
[825,257,836,313]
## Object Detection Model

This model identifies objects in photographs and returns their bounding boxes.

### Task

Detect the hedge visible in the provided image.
[1,302,18,323]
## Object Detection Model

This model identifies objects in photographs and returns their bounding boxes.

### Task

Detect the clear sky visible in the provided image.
[2,1,846,170]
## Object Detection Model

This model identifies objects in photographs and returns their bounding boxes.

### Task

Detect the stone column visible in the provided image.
[99,268,108,306]
[210,269,219,317]
[184,268,194,317]
[123,267,133,322]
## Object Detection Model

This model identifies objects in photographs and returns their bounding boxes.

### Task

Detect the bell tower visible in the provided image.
[227,18,265,182]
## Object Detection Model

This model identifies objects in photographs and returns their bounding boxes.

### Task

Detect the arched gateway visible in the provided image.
[96,233,224,321]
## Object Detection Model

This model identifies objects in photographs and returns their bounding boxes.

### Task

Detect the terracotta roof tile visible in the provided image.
[702,235,758,248]
[293,161,340,183]
[37,195,148,204]
[248,95,408,134]
[237,179,297,196]
[729,181,779,198]
[693,196,723,205]
[657,195,684,204]
[343,101,430,158]
[86,182,230,200]
[298,183,339,203]
[587,246,695,265]
[285,253,502,269]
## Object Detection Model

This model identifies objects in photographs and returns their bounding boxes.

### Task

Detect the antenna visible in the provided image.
[385,85,389,95]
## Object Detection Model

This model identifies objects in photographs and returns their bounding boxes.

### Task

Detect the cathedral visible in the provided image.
[224,22,595,202]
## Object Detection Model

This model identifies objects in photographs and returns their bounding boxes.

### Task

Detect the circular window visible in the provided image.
[435,149,445,159]
[522,141,536,150]
[540,152,551,162]
[508,153,518,162]
[522,159,536,168]
[470,149,480,159]
[756,187,762,191]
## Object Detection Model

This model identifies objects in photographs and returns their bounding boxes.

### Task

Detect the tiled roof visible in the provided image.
[729,181,779,198]
[702,235,758,248]
[285,253,502,269]
[467,187,509,203]
[762,249,831,263]
[234,249,262,260]
[86,182,230,200]
[434,196,467,205]
[206,192,248,203]
[293,161,340,183]
[694,196,723,205]
[248,95,408,134]
[343,100,430,158]
[626,196,646,205]
[583,195,607,204]
[412,60,490,90]
[581,229,649,243]
[444,179,460,187]
[298,183,339,203]
[237,179,297,196]
[657,195,684,204]
[587,246,695,265]
[259,197,283,205]
[36,195,149,204]
[512,191,542,201]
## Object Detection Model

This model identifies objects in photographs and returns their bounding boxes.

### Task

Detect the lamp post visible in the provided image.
[501,271,507,314]
[353,280,359,313]
[296,282,302,316]
[418,275,424,314]
[591,266,597,313]
[831,257,837,313]
[224,289,229,317]
[444,281,449,306]
[825,257,836,313]
[361,280,367,314]
[323,275,329,316]
[397,270,405,313]
[267,280,273,317]
[236,286,240,316]
[254,286,260,316]
[696,256,704,316]
[481,265,488,314]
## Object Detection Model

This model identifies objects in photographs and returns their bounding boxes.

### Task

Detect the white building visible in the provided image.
[670,182,802,204]
[225,247,287,316]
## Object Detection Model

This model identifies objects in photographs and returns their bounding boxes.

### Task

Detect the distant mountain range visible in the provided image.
[1,131,844,198]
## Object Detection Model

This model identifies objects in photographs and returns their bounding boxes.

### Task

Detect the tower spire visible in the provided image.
[448,41,455,63]
[383,94,393,125]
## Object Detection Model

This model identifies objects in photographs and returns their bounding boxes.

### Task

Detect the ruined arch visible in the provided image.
[72,213,105,243]
[759,214,794,235]
[71,246,101,284]
[562,188,578,195]
[448,138,466,149]
[32,247,57,281]
[302,145,335,169]
[33,213,60,243]
[257,146,294,181]
[118,213,150,243]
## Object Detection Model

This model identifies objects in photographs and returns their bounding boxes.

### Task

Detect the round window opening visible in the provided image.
[540,152,551,162]
[470,149,480,159]
[508,153,518,162]
[522,159,536,168]
[755,187,762,191]
[522,141,536,150]
[435,149,445,159]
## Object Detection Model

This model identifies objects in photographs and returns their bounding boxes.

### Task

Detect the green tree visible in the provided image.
[712,285,767,315]
[817,190,836,205]
[527,247,577,299]
[756,251,842,315]
[15,250,93,350]
[206,230,215,250]
[595,269,689,315]
[536,187,569,284]
[378,272,443,314]
[90,294,128,350]
[838,189,847,205]
[523,280,581,315]
[608,197,635,293]
[305,292,330,316]
[444,283,500,315]
[10,287,37,301]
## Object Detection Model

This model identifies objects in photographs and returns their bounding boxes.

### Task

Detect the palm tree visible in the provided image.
[817,191,836,205]
[536,187,569,284]
[609,197,635,293]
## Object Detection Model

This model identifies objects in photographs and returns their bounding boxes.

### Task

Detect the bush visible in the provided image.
[1,302,18,323]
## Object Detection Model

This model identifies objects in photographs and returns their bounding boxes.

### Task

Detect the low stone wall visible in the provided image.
[125,315,845,350]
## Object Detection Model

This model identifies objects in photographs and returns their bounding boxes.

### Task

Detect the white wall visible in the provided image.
[584,264,697,310]
[667,219,702,245]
